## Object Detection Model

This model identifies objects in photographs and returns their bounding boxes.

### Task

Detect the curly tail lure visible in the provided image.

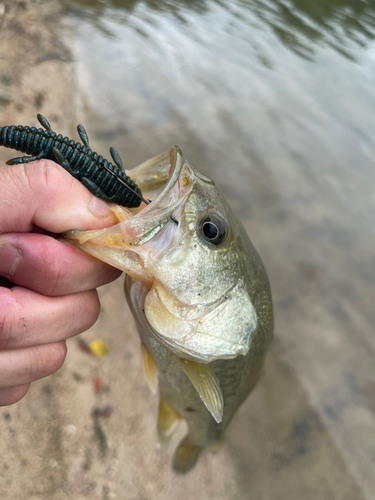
[0,114,149,209]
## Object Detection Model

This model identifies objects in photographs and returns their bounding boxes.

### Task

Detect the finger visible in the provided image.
[0,160,117,234]
[0,287,100,349]
[0,233,121,296]
[0,384,30,407]
[0,341,67,388]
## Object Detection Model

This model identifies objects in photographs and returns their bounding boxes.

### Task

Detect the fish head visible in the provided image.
[66,146,260,363]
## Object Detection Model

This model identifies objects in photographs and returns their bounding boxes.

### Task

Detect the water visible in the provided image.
[61,0,375,219]
[58,0,375,497]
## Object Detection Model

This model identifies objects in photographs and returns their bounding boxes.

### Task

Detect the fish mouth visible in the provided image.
[125,146,191,228]
[92,145,194,248]
[65,146,193,250]
[129,146,185,209]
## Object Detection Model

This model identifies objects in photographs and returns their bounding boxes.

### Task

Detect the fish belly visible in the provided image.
[125,276,271,472]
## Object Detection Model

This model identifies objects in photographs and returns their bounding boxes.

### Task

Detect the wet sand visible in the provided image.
[0,1,373,499]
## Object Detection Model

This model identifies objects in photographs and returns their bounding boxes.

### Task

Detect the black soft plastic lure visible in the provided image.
[0,114,144,208]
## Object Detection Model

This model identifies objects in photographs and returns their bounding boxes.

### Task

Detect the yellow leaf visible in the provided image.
[89,339,109,357]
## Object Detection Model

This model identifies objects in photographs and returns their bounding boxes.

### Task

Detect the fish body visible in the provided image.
[66,146,273,472]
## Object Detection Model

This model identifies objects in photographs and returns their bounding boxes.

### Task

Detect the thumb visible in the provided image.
[0,159,117,234]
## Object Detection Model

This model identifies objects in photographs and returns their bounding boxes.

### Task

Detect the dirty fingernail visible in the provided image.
[0,245,23,278]
[88,195,113,218]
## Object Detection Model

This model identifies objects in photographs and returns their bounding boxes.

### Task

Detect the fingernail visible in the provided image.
[88,195,113,218]
[0,245,23,278]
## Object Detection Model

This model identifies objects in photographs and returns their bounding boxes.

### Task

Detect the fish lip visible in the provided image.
[117,146,193,247]
[131,146,186,220]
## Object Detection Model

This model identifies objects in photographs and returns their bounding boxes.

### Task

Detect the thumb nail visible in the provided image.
[0,244,23,278]
[88,195,113,218]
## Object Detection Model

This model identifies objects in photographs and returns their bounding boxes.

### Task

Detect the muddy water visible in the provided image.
[0,0,374,498]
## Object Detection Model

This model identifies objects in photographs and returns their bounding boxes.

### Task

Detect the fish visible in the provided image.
[66,146,273,473]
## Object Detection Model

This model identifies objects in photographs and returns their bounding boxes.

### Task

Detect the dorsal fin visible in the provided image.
[178,358,224,423]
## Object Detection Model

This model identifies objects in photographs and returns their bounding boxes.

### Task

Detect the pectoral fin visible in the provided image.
[178,359,224,423]
[141,343,158,394]
[157,399,181,450]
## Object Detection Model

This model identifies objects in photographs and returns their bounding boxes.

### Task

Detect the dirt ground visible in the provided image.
[0,2,373,499]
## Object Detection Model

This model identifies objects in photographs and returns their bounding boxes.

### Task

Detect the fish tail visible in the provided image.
[172,436,202,474]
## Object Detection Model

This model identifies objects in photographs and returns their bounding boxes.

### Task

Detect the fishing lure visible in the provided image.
[0,114,144,208]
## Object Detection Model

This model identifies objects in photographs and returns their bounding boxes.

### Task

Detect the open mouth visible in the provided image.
[95,146,194,247]
[126,146,190,220]
[66,146,193,249]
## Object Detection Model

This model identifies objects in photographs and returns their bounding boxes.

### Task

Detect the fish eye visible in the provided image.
[199,214,228,246]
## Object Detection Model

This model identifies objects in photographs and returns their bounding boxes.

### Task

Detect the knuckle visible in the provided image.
[30,237,69,295]
[35,159,61,190]
[25,160,74,202]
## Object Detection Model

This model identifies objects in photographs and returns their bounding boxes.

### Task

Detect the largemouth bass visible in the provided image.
[66,146,273,473]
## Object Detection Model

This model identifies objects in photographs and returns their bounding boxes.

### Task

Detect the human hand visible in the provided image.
[0,160,121,406]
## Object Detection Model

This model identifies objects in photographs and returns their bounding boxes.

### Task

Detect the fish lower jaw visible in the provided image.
[126,270,154,289]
